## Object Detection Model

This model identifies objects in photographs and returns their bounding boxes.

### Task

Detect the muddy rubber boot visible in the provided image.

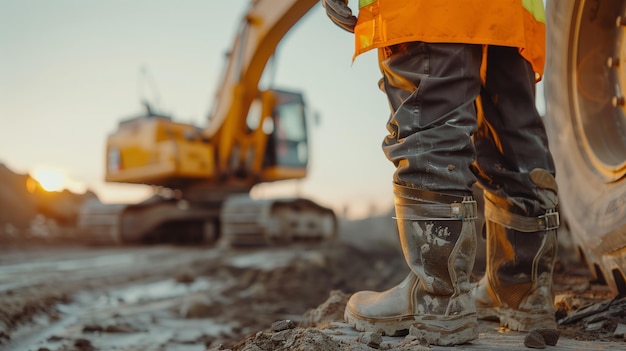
[344,184,479,346]
[473,173,559,331]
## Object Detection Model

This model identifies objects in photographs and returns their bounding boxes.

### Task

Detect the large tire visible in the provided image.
[544,0,626,295]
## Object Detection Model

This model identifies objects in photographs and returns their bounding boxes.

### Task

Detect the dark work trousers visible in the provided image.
[378,42,556,217]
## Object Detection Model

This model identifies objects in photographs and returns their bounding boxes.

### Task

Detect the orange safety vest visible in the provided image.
[354,0,546,79]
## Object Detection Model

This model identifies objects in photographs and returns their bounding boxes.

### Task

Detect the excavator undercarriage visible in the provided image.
[79,193,337,246]
[221,195,337,246]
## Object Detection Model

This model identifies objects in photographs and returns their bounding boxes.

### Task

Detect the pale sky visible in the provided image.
[0,1,396,218]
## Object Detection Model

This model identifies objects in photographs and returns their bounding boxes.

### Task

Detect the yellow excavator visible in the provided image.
[79,0,336,246]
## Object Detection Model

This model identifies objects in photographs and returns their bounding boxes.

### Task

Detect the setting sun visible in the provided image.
[32,168,66,192]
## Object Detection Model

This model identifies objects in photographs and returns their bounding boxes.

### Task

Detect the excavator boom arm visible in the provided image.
[204,0,319,139]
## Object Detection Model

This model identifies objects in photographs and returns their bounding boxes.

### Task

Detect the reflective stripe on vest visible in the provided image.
[522,0,546,23]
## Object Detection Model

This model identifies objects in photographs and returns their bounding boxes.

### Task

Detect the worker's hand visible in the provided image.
[322,0,357,33]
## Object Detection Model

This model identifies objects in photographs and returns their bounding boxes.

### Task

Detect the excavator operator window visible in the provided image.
[264,91,309,168]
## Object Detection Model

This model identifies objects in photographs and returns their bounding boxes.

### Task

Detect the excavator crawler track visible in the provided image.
[221,195,337,247]
[77,200,125,245]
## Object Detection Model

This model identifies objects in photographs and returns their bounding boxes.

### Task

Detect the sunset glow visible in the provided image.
[32,168,66,192]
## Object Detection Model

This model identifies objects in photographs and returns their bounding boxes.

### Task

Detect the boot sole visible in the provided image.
[344,310,478,346]
[477,306,557,331]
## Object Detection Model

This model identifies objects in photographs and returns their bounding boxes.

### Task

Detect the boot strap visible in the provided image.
[484,200,560,232]
[393,183,466,204]
[395,197,477,221]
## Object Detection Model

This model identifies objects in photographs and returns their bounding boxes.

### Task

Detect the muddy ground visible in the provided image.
[1,215,625,351]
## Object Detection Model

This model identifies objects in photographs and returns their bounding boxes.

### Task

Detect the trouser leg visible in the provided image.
[378,42,482,193]
[473,45,557,216]
[472,45,559,331]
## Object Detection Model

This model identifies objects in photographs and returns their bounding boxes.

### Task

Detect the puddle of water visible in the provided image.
[227,250,298,270]
[227,249,325,271]
[96,277,214,306]
[0,253,137,274]
[5,309,81,351]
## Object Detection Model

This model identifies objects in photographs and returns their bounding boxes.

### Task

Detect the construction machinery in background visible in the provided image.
[79,0,336,247]
[79,0,626,296]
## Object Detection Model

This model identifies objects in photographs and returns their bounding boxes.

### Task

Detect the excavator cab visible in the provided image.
[263,90,308,166]
[257,89,309,183]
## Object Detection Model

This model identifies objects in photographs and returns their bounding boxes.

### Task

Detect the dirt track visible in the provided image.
[1,219,625,351]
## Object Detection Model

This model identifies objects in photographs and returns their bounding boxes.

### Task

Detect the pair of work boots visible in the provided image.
[344,178,559,346]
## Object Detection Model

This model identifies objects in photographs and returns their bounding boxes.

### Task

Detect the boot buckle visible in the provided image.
[538,209,559,230]
[451,198,477,220]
